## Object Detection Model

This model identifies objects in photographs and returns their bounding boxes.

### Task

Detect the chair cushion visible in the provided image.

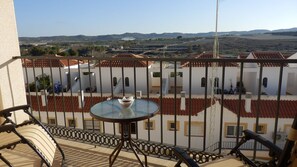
[16,124,57,166]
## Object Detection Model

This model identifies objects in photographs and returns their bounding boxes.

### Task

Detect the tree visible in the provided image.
[77,47,91,56]
[29,74,51,92]
[30,46,46,56]
[68,49,77,56]
[48,46,59,54]
[177,36,182,39]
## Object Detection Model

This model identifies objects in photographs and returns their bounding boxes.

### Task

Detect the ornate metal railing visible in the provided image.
[14,55,297,164]
[46,125,223,164]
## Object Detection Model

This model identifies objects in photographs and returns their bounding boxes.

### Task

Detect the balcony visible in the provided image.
[0,53,296,166]
[0,138,178,166]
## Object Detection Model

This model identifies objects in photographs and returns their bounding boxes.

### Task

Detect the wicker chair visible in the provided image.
[174,115,297,167]
[0,105,65,167]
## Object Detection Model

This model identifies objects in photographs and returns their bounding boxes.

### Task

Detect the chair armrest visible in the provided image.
[173,147,199,167]
[0,124,16,133]
[243,129,282,156]
[0,105,30,117]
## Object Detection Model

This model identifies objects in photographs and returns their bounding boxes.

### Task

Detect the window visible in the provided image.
[153,72,161,77]
[253,123,267,134]
[170,72,183,77]
[48,118,56,126]
[113,77,117,86]
[67,119,76,128]
[184,121,204,137]
[214,77,219,87]
[167,120,180,131]
[143,120,155,130]
[119,122,137,134]
[201,77,206,87]
[84,119,100,131]
[83,72,94,75]
[225,123,247,137]
[125,77,129,87]
[263,77,268,88]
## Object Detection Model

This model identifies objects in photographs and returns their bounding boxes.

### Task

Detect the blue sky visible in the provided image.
[14,0,297,37]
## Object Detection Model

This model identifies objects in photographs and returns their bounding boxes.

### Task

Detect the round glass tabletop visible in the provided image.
[90,99,159,123]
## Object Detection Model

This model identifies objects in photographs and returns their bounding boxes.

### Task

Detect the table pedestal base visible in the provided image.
[109,122,147,167]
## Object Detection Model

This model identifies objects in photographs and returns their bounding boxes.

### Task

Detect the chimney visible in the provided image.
[40,90,47,106]
[180,91,186,110]
[136,90,142,99]
[245,92,252,113]
[78,90,84,108]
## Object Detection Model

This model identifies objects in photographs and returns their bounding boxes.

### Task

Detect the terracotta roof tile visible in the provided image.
[27,95,211,116]
[238,54,248,59]
[96,53,152,67]
[222,99,297,118]
[251,52,288,67]
[23,55,81,68]
[148,98,212,116]
[182,53,238,67]
[27,95,107,113]
[27,95,296,118]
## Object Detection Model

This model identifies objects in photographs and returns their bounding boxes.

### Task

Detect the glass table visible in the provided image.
[90,99,159,167]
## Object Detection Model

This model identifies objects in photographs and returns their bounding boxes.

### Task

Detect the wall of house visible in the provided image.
[80,70,96,92]
[261,67,288,95]
[0,0,28,123]
[243,71,257,94]
[98,67,148,95]
[182,67,237,95]
[286,68,297,95]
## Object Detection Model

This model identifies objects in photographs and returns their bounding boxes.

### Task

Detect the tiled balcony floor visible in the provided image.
[0,138,179,167]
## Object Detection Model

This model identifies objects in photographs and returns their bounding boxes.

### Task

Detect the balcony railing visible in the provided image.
[14,55,297,164]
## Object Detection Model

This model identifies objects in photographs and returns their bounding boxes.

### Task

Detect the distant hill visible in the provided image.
[267,31,297,36]
[19,27,297,44]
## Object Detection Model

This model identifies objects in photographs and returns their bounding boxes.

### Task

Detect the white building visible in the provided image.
[182,53,238,95]
[23,54,82,92]
[28,93,296,150]
[243,52,288,95]
[94,53,153,95]
[22,51,297,150]
[286,52,297,95]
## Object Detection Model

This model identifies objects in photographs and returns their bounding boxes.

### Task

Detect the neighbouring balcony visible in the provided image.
[1,53,297,166]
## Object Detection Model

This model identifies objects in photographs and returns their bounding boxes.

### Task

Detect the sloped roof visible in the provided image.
[96,53,152,67]
[222,99,297,118]
[250,52,287,67]
[23,55,81,67]
[149,98,212,116]
[27,95,297,118]
[27,95,107,113]
[27,95,211,116]
[238,53,248,59]
[181,53,238,67]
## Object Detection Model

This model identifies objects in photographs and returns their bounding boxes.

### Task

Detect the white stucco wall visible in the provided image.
[0,0,28,123]
[98,67,148,95]
[286,70,297,94]
[182,67,237,95]
[261,67,288,95]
